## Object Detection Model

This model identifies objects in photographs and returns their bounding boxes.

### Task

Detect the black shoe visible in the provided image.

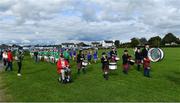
[103,74,105,78]
[105,74,109,80]
[62,80,67,84]
[83,69,86,74]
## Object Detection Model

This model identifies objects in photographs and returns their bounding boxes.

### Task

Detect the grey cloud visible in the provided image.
[0,0,180,44]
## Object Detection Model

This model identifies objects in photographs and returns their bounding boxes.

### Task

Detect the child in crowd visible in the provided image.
[143,56,151,78]
[93,50,98,63]
[122,50,130,74]
[87,51,92,64]
[135,47,143,71]
[101,52,109,80]
[77,50,85,74]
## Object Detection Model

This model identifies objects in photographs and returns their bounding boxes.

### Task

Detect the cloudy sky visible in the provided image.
[0,0,180,44]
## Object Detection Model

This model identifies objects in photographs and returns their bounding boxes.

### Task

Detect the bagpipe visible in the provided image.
[148,48,164,62]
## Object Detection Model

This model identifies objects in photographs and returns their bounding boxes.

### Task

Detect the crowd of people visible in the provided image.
[29,44,151,84]
[0,49,24,76]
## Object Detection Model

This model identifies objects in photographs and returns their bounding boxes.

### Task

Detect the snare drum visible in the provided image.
[82,61,88,66]
[129,60,135,65]
[109,62,117,70]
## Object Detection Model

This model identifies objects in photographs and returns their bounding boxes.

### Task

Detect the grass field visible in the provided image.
[0,48,180,102]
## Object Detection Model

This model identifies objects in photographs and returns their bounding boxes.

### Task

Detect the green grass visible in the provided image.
[1,48,180,102]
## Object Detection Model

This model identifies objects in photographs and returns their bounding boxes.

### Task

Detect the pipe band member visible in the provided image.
[87,51,92,64]
[135,47,143,71]
[57,55,71,83]
[101,52,109,80]
[93,50,98,63]
[77,50,85,74]
[122,50,130,74]
[110,47,118,62]
[73,50,77,61]
[143,56,151,78]
[142,43,150,59]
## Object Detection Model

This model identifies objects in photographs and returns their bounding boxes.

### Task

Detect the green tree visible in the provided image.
[114,40,120,48]
[161,33,178,45]
[131,38,140,47]
[139,37,148,46]
[148,36,162,47]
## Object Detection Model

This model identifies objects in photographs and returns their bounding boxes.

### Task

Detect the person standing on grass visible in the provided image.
[87,51,92,65]
[135,47,143,71]
[63,49,70,63]
[93,50,98,63]
[73,49,77,61]
[15,49,24,76]
[2,50,8,66]
[110,47,117,62]
[143,56,151,77]
[122,50,130,74]
[0,50,2,62]
[77,50,85,74]
[5,50,13,71]
[142,44,150,59]
[101,52,109,80]
[34,50,38,63]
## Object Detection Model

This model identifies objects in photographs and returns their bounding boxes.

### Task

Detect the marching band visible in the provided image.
[0,44,164,83]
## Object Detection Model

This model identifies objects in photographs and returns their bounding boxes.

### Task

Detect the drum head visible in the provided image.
[109,62,117,65]
[148,48,163,62]
[109,65,117,70]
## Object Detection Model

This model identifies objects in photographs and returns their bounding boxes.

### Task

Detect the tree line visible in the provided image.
[116,33,180,48]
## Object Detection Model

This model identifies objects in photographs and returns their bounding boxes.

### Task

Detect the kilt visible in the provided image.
[102,64,109,72]
[123,64,129,70]
[135,60,142,65]
[77,62,82,69]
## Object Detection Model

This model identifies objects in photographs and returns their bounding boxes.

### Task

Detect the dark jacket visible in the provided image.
[122,54,129,65]
[16,51,24,62]
[135,51,142,60]
[110,50,117,57]
[101,56,109,69]
[142,48,148,58]
[77,54,85,63]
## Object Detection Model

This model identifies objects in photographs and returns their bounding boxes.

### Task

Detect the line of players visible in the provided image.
[30,44,151,84]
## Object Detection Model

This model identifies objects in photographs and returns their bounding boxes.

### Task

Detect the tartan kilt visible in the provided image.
[135,60,142,65]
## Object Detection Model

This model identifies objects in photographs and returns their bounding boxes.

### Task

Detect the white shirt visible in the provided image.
[3,52,8,59]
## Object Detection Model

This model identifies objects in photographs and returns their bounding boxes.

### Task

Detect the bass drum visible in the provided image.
[158,48,164,60]
[148,48,164,62]
[129,59,135,65]
[109,62,117,70]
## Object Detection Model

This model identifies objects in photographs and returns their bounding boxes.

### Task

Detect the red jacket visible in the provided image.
[7,51,13,62]
[143,57,150,68]
[57,59,69,74]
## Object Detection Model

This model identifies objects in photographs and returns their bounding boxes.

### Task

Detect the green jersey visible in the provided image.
[54,52,59,59]
[63,51,70,59]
